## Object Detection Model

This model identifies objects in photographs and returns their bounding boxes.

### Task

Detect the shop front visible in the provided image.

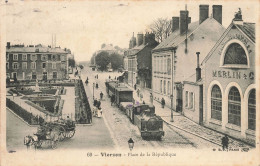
[202,18,256,144]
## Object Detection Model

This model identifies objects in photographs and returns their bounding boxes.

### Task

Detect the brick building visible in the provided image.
[6,42,69,81]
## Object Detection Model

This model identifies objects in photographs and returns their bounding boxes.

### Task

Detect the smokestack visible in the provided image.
[137,33,144,46]
[7,42,10,49]
[172,17,179,33]
[180,10,189,34]
[199,5,209,24]
[213,5,222,24]
[196,52,201,81]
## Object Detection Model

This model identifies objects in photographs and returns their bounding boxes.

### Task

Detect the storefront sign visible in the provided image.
[212,70,254,80]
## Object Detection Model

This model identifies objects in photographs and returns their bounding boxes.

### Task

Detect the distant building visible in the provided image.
[152,5,225,115]
[6,42,69,81]
[126,32,158,89]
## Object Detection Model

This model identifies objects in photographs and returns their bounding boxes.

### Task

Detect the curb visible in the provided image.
[75,124,92,126]
[6,107,39,127]
[162,119,222,147]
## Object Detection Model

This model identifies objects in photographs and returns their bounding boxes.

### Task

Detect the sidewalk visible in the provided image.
[126,84,253,149]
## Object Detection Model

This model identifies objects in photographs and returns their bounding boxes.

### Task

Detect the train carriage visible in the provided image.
[114,87,133,106]
[105,79,118,94]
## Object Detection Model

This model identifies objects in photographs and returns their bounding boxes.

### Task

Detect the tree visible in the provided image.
[148,18,172,43]
[95,51,110,71]
[110,53,123,70]
[68,58,75,67]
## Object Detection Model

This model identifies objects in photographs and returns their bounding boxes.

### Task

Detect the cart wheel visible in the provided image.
[36,140,43,148]
[66,130,75,138]
[58,127,66,141]
[51,140,58,149]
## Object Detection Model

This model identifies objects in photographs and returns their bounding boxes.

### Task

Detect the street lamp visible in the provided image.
[93,82,95,100]
[170,94,174,122]
[128,138,134,151]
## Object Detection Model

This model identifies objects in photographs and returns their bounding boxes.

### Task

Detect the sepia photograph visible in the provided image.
[0,0,259,165]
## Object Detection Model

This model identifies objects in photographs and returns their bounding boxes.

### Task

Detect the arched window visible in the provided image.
[248,89,256,130]
[211,85,222,121]
[224,43,247,65]
[228,87,241,126]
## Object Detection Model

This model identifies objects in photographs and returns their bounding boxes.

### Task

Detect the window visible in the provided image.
[154,57,156,72]
[13,54,18,61]
[189,92,194,109]
[53,72,57,79]
[163,80,166,94]
[6,54,9,61]
[224,43,247,65]
[52,62,56,69]
[31,54,37,61]
[22,62,27,69]
[167,58,171,75]
[248,89,256,130]
[6,62,9,69]
[13,62,18,69]
[185,91,188,107]
[60,55,65,61]
[228,87,241,126]
[32,72,37,79]
[31,62,36,69]
[22,54,27,61]
[164,58,167,72]
[41,55,47,61]
[160,80,162,93]
[42,62,46,69]
[211,85,222,121]
[167,81,171,95]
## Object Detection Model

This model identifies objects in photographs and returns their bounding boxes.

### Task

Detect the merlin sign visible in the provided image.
[212,70,254,80]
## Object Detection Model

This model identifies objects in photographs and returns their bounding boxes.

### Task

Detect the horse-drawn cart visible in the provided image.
[24,118,76,149]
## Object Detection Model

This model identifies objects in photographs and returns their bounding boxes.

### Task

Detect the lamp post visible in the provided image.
[93,82,95,100]
[170,49,176,122]
[128,138,134,151]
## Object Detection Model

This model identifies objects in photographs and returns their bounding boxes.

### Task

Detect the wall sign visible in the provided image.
[212,70,254,80]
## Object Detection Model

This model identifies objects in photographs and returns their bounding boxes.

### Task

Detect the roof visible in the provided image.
[235,22,255,43]
[202,21,255,64]
[128,44,146,56]
[116,87,133,92]
[153,21,199,51]
[6,46,68,53]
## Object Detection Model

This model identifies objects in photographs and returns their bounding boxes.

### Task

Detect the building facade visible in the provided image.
[202,14,256,144]
[152,5,225,112]
[6,43,69,81]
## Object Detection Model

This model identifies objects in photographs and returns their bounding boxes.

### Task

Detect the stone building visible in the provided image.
[126,32,158,88]
[6,42,69,81]
[151,5,225,113]
[201,11,256,144]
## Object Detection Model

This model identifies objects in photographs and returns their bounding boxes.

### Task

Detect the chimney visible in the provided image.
[196,52,201,81]
[172,17,179,33]
[137,33,144,46]
[143,33,147,45]
[7,42,10,49]
[180,10,189,34]
[199,5,209,24]
[188,17,191,24]
[213,5,222,24]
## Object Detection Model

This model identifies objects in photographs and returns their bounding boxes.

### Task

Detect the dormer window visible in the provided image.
[220,39,249,68]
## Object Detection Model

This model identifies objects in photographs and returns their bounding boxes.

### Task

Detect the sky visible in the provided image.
[1,0,258,62]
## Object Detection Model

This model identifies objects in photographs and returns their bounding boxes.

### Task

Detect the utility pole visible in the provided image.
[170,49,176,122]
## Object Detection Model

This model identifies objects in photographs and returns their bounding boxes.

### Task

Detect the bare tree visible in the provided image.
[148,18,172,43]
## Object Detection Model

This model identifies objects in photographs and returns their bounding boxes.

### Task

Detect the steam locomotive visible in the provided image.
[105,80,164,140]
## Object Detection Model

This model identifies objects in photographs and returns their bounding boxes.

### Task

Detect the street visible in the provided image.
[80,66,218,150]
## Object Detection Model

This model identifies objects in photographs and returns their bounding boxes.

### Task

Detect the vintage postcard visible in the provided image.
[0,0,259,165]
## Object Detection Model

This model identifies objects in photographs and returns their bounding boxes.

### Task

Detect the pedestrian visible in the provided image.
[97,100,101,108]
[140,92,143,101]
[161,97,165,108]
[111,95,115,106]
[96,83,99,89]
[137,89,140,97]
[94,98,98,107]
[150,93,153,104]
[109,75,111,79]
[221,134,229,151]
[143,101,145,104]
[100,91,103,100]
[134,84,137,90]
